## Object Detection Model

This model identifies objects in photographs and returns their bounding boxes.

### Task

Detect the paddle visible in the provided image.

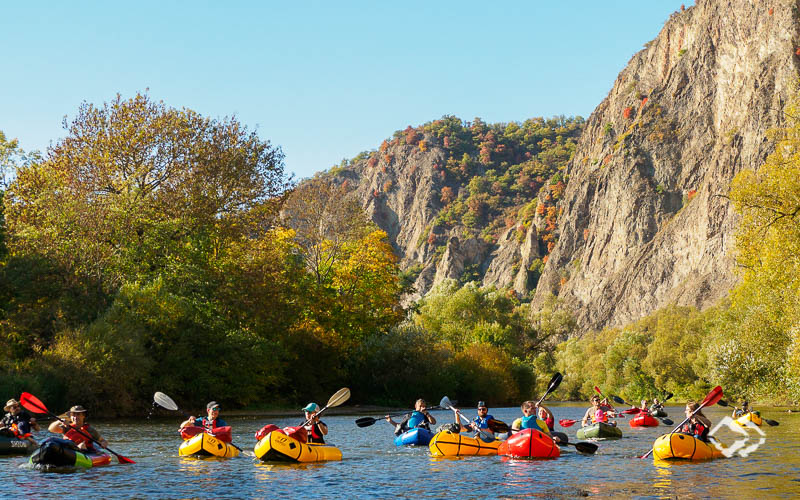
[153,392,248,456]
[440,396,495,442]
[593,386,626,406]
[559,419,577,428]
[537,372,563,405]
[19,392,135,464]
[716,399,779,426]
[355,405,443,428]
[300,387,350,428]
[639,385,723,459]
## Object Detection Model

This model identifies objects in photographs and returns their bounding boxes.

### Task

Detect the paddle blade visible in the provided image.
[153,392,179,411]
[439,396,453,408]
[547,372,563,393]
[593,386,602,395]
[326,387,351,408]
[488,419,509,433]
[765,419,779,426]
[611,395,626,405]
[716,399,729,407]
[559,419,577,428]
[574,441,598,454]
[664,392,673,401]
[700,386,723,408]
[355,417,377,428]
[20,392,48,414]
[661,418,674,426]
[116,454,136,464]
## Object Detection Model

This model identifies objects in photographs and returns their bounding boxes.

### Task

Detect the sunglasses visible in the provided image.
[477,407,488,411]
[210,407,220,411]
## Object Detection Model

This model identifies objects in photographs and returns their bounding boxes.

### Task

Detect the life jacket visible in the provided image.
[201,417,220,432]
[305,422,325,444]
[10,422,32,439]
[592,409,608,424]
[520,415,549,434]
[473,414,495,429]
[64,424,94,449]
[681,421,709,442]
[407,411,429,429]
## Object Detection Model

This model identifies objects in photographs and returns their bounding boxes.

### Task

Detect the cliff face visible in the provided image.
[531,0,800,330]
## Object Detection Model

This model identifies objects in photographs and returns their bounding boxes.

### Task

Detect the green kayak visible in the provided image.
[577,422,622,440]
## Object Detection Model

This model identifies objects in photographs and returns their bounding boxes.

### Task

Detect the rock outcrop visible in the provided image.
[531,0,800,330]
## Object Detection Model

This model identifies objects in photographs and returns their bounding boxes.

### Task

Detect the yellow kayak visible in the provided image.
[736,412,762,427]
[652,433,724,461]
[178,432,240,458]
[254,431,342,463]
[429,430,501,457]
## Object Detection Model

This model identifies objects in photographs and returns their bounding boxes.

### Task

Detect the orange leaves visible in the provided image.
[379,139,389,152]
[367,156,378,169]
[687,188,697,201]
[548,241,556,253]
[603,154,613,165]
[419,140,427,152]
[404,126,420,145]
[768,7,773,15]
[383,180,393,193]
[583,228,590,240]
[550,181,566,199]
[640,97,648,109]
[536,203,546,216]
[623,107,633,119]
[440,186,455,204]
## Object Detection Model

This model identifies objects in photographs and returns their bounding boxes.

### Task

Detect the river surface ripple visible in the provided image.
[4,405,799,498]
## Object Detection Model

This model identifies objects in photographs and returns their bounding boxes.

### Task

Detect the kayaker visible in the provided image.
[732,400,750,418]
[47,405,107,451]
[681,402,712,442]
[1,398,39,444]
[302,402,329,444]
[511,401,551,435]
[651,398,663,412]
[385,399,436,436]
[536,404,555,432]
[640,399,649,410]
[180,401,228,432]
[582,396,616,427]
[599,397,616,412]
[453,401,495,437]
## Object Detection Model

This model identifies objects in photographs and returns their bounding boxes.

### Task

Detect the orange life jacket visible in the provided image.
[64,424,94,449]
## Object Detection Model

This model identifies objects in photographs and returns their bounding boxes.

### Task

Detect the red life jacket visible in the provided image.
[201,418,220,433]
[10,423,32,439]
[306,423,325,444]
[64,424,94,448]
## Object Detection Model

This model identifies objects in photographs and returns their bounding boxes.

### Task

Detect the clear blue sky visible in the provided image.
[1,1,692,180]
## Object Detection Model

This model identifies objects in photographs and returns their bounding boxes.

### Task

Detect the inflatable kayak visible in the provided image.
[394,427,434,446]
[429,430,501,457]
[0,434,37,455]
[254,430,342,463]
[497,429,560,459]
[652,433,724,461]
[630,414,659,427]
[29,438,111,471]
[736,412,762,427]
[577,422,622,439]
[179,432,240,458]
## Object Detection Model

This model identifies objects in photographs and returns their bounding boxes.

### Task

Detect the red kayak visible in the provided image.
[180,426,232,443]
[497,429,560,459]
[629,414,658,427]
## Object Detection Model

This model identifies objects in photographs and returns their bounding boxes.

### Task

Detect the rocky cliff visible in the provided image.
[530,0,800,330]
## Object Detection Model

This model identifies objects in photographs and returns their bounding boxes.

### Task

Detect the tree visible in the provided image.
[4,93,291,291]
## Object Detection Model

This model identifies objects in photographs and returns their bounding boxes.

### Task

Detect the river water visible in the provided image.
[4,405,799,498]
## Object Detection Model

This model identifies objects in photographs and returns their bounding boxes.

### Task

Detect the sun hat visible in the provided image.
[4,399,21,412]
[477,401,487,408]
[207,401,220,410]
[302,403,320,412]
[69,405,87,413]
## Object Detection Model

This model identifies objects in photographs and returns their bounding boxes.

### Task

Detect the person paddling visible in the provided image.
[1,398,39,445]
[536,404,555,432]
[453,401,496,437]
[732,400,751,418]
[47,405,107,451]
[385,399,436,436]
[582,395,616,427]
[681,402,712,442]
[302,402,329,444]
[651,398,663,413]
[180,401,228,432]
[512,401,552,435]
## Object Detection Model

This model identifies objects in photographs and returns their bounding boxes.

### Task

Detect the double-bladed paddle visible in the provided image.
[639,385,723,459]
[355,405,444,428]
[608,393,673,426]
[153,392,249,456]
[440,396,495,442]
[20,392,135,464]
[300,388,351,427]
[716,399,779,426]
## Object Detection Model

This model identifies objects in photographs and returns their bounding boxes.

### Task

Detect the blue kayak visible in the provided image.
[394,428,434,446]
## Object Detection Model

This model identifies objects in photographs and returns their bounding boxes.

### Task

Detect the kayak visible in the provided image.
[429,430,501,457]
[650,408,668,418]
[254,430,342,463]
[577,422,622,439]
[497,429,560,459]
[652,433,725,461]
[179,432,240,458]
[630,414,659,427]
[29,437,111,472]
[394,427,434,446]
[736,412,762,427]
[0,434,37,455]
